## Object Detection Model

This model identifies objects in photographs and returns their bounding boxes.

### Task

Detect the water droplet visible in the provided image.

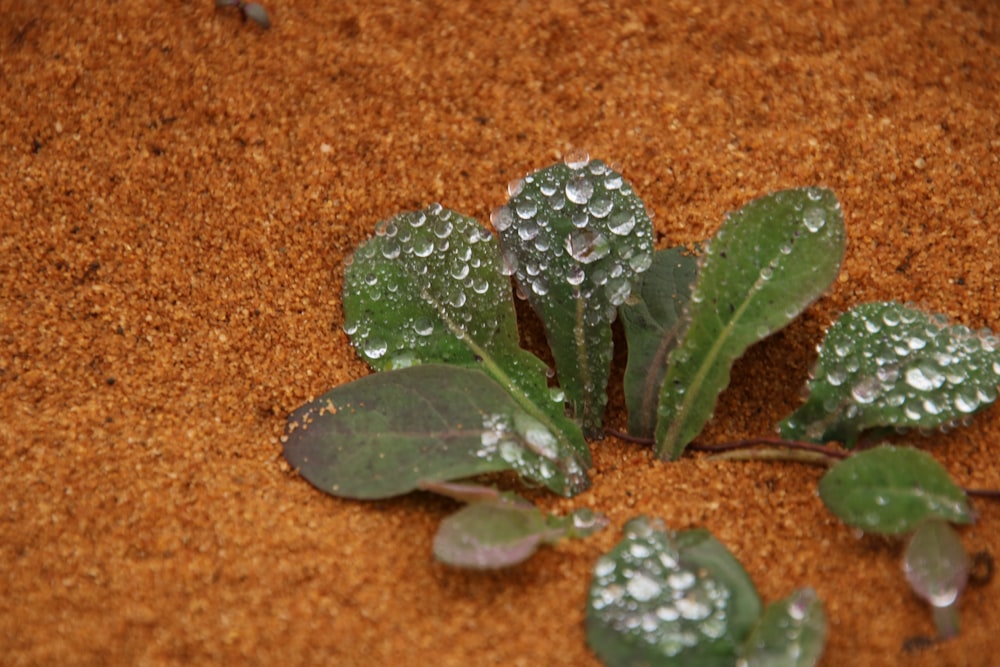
[923,398,942,415]
[566,265,585,286]
[363,272,378,286]
[566,174,595,204]
[413,316,434,336]
[588,195,613,218]
[594,556,616,578]
[759,266,774,281]
[566,230,611,264]
[954,389,979,414]
[514,198,538,219]
[905,365,945,391]
[826,367,847,386]
[667,571,695,591]
[851,377,880,404]
[803,207,826,232]
[517,219,539,241]
[606,278,632,306]
[629,252,652,273]
[626,573,662,602]
[608,210,636,236]
[364,337,387,359]
[563,149,590,170]
[507,178,524,197]
[531,277,549,296]
[604,173,623,190]
[490,206,514,232]
[448,291,467,308]
[450,263,470,280]
[412,236,433,257]
[381,239,401,259]
[676,595,711,620]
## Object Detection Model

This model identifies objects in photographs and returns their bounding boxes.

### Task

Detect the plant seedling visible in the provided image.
[281,155,1000,664]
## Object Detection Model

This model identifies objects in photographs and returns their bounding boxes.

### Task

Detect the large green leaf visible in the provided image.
[283,365,590,499]
[620,247,699,438]
[494,156,654,436]
[738,588,827,667]
[586,517,762,667]
[780,301,1000,446]
[655,188,846,460]
[342,203,590,470]
[818,445,973,535]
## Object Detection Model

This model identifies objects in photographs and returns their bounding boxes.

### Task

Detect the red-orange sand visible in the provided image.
[2,1,999,665]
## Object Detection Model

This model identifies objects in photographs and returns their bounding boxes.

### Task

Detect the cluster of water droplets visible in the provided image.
[491,152,654,326]
[476,410,587,495]
[342,204,510,368]
[786,301,1000,441]
[588,517,734,657]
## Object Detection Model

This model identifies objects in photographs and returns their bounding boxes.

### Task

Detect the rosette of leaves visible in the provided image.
[780,301,1000,446]
[634,188,846,459]
[493,153,654,437]
[284,204,590,500]
[586,516,826,666]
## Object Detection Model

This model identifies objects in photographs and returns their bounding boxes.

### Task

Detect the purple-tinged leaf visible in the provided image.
[283,365,589,499]
[904,518,970,639]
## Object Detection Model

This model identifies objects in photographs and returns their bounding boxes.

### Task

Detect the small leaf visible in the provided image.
[655,188,846,460]
[904,519,969,639]
[433,495,552,568]
[283,365,590,499]
[738,588,827,667]
[343,204,590,479]
[433,493,607,569]
[780,301,1000,446]
[818,445,973,534]
[586,516,762,667]
[620,246,699,438]
[495,155,654,436]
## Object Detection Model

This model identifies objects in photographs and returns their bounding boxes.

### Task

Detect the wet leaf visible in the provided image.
[283,365,590,499]
[494,155,654,436]
[343,204,590,478]
[586,516,762,667]
[738,588,827,667]
[780,301,1000,446]
[818,445,973,535]
[432,491,608,569]
[620,247,699,438]
[655,188,846,460]
[904,518,969,639]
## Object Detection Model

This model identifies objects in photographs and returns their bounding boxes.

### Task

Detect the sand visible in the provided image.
[2,1,999,665]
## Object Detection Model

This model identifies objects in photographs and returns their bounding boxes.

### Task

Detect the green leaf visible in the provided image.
[620,247,699,438]
[738,588,827,667]
[586,516,762,667]
[818,445,973,535]
[904,519,969,639]
[780,301,1000,446]
[432,491,608,569]
[342,204,590,473]
[494,156,654,436]
[655,188,846,460]
[283,365,590,499]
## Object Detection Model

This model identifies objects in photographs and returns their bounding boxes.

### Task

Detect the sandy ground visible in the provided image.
[2,1,999,665]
